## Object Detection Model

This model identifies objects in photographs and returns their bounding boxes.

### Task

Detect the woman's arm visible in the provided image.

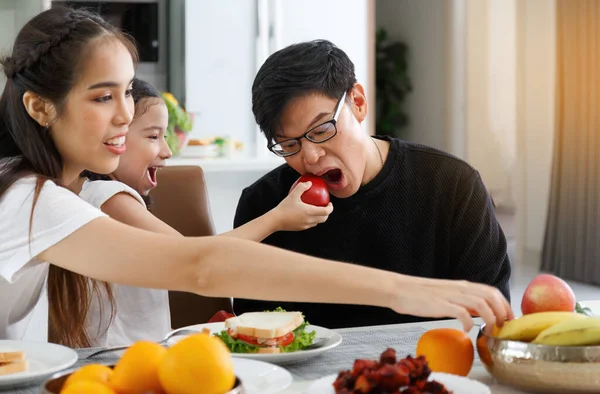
[218,209,280,242]
[38,216,512,331]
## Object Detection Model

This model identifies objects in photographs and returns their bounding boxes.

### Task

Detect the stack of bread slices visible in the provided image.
[0,351,27,376]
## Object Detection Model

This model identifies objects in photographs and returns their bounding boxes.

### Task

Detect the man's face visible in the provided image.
[274,84,370,198]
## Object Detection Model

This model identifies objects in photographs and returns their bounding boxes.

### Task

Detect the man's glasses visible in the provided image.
[268,91,347,157]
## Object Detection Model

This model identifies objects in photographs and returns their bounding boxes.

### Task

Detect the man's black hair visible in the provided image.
[252,39,357,144]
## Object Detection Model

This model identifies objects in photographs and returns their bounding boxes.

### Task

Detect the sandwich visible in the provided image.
[0,351,27,376]
[214,309,316,354]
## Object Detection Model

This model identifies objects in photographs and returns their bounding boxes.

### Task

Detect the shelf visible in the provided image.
[166,156,285,172]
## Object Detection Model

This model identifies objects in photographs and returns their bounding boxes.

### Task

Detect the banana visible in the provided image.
[496,311,588,342]
[533,316,600,346]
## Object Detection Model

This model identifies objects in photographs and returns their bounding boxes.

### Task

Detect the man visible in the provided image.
[233,40,511,328]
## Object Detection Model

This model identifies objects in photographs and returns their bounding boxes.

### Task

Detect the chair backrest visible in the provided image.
[149,165,231,327]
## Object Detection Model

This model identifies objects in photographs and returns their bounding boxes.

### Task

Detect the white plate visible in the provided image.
[0,340,78,389]
[233,358,292,393]
[308,372,491,394]
[167,323,342,365]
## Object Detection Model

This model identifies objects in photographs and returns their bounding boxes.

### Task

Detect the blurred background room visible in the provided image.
[1,0,598,338]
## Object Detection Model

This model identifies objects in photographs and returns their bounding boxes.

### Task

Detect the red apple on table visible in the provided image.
[207,310,234,323]
[289,174,330,207]
[521,273,576,315]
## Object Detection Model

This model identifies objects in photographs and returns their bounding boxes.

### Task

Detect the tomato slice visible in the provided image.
[278,332,294,347]
[228,329,294,347]
[235,333,261,346]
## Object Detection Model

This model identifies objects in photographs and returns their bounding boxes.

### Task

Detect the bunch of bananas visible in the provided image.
[496,312,600,346]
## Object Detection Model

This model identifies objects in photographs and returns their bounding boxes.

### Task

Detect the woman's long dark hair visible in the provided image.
[0,5,139,347]
[81,77,161,207]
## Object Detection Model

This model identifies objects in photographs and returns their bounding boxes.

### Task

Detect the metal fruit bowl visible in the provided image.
[477,324,600,393]
[40,364,244,394]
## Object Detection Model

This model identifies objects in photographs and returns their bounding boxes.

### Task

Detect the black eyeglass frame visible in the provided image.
[267,91,347,157]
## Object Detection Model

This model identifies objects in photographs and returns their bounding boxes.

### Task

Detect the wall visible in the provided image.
[377,0,521,209]
[516,0,556,256]
[15,0,48,36]
[184,0,258,154]
[465,0,517,208]
[0,0,16,91]
[375,0,450,152]
[278,0,373,135]
[0,0,49,90]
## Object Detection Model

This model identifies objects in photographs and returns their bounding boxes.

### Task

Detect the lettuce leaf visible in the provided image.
[213,307,317,353]
[281,321,317,353]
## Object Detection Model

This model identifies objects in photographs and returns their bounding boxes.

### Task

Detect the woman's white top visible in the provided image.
[0,177,105,340]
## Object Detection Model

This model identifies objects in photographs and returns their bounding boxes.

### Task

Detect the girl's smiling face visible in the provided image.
[111,98,171,195]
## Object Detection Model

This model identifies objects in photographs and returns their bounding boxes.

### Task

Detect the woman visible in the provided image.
[76,78,334,346]
[0,6,511,347]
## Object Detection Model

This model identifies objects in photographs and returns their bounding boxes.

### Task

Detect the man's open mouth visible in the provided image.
[322,168,343,184]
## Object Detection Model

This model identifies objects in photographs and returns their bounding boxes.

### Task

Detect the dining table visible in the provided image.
[6,300,600,394]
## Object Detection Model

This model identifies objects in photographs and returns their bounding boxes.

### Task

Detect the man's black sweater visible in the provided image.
[232,136,511,328]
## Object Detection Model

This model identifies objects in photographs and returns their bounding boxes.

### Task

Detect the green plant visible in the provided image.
[161,92,193,155]
[576,302,593,316]
[375,27,412,138]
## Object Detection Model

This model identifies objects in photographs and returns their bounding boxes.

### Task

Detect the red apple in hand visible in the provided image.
[521,273,576,315]
[290,174,330,207]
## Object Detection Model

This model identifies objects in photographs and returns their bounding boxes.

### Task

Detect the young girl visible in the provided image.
[76,78,332,346]
[0,6,511,347]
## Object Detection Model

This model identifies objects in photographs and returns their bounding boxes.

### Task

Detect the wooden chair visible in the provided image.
[149,165,231,328]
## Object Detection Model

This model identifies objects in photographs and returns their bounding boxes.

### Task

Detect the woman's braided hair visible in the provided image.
[3,17,79,79]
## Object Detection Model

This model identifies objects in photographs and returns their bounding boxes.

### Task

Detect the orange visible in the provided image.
[109,341,167,394]
[489,323,501,337]
[63,364,113,388]
[476,335,492,366]
[467,308,479,317]
[477,324,501,366]
[60,380,116,394]
[416,328,474,377]
[158,332,235,394]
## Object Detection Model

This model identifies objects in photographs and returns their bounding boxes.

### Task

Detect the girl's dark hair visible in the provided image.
[0,5,139,347]
[81,77,162,207]
[132,77,161,105]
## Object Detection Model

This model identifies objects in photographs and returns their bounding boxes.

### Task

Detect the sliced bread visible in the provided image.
[0,360,28,376]
[0,351,25,364]
[225,311,304,339]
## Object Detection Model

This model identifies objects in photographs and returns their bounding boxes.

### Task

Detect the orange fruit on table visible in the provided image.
[109,341,167,394]
[158,332,235,394]
[63,364,113,388]
[60,380,116,394]
[416,328,474,377]
[477,323,502,367]
[489,323,501,337]
[476,335,492,366]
